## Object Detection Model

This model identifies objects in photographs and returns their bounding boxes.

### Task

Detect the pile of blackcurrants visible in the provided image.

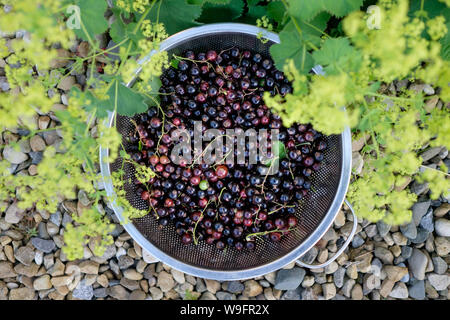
[127,47,327,251]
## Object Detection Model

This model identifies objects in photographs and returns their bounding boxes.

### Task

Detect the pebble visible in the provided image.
[31,238,55,253]
[57,76,76,91]
[322,283,336,300]
[434,203,450,218]
[435,219,450,237]
[157,271,175,292]
[72,280,94,300]
[243,280,263,297]
[409,280,425,300]
[411,228,431,244]
[5,203,25,224]
[351,235,365,248]
[384,265,408,282]
[412,201,431,226]
[14,246,35,266]
[374,247,394,264]
[107,285,129,300]
[427,274,450,291]
[142,250,159,264]
[274,268,305,290]
[216,291,235,300]
[171,269,185,284]
[2,146,28,164]
[226,281,244,294]
[400,221,417,239]
[118,255,134,270]
[302,276,315,288]
[124,269,143,281]
[0,262,16,278]
[79,261,99,274]
[380,279,395,298]
[30,135,46,152]
[280,287,302,300]
[419,209,434,232]
[376,221,391,237]
[300,247,318,264]
[200,292,217,300]
[333,267,345,288]
[408,249,428,280]
[9,287,36,300]
[351,284,363,300]
[435,237,450,256]
[389,282,408,299]
[352,152,364,175]
[431,257,448,275]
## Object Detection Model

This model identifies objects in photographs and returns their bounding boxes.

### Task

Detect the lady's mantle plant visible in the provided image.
[0,0,448,259]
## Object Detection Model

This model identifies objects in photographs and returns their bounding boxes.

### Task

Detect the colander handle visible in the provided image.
[295,199,357,269]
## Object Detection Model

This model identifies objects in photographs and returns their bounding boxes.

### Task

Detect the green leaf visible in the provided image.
[107,81,148,116]
[267,1,286,23]
[109,13,127,45]
[440,21,450,61]
[149,0,202,35]
[72,0,109,42]
[312,37,362,75]
[286,0,363,22]
[270,13,329,73]
[70,87,111,118]
[197,0,244,22]
[264,141,287,167]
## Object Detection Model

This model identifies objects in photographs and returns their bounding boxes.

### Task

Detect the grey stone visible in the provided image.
[2,146,27,164]
[118,255,134,270]
[274,268,305,291]
[435,219,450,237]
[351,235,365,248]
[365,224,377,238]
[31,238,55,253]
[216,291,234,300]
[93,287,107,298]
[400,222,417,240]
[29,151,43,164]
[334,267,345,288]
[420,147,442,162]
[377,221,391,237]
[389,283,408,299]
[226,281,244,294]
[410,181,429,195]
[432,257,448,275]
[107,285,129,300]
[401,246,413,259]
[428,274,450,291]
[72,280,94,300]
[408,249,428,280]
[412,201,431,225]
[374,247,394,264]
[49,211,62,227]
[300,247,318,264]
[410,228,430,244]
[409,280,425,300]
[419,209,434,232]
[280,287,302,300]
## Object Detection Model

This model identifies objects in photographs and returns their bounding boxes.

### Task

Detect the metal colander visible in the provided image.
[99,23,353,280]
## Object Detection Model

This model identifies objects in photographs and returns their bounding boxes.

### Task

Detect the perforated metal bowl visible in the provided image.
[99,23,353,280]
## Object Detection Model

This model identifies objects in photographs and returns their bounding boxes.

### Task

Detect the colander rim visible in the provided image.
[99,23,352,280]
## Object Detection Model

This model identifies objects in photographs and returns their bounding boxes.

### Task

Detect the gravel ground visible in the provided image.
[0,37,449,300]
